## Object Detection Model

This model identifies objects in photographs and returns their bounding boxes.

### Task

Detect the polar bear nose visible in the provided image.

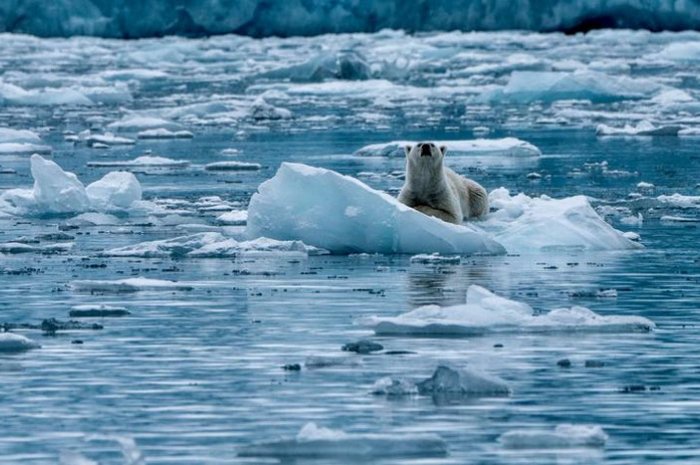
[420,143,432,156]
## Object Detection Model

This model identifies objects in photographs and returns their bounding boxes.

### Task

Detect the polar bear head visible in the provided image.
[404,142,447,168]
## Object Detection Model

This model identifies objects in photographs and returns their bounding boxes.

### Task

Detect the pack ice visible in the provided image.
[0,155,142,215]
[362,285,655,336]
[237,422,447,459]
[246,163,505,255]
[246,163,640,255]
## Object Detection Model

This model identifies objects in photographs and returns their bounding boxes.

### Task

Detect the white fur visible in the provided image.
[398,142,488,224]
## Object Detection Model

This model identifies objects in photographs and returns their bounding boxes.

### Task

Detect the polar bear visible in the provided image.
[398,142,488,224]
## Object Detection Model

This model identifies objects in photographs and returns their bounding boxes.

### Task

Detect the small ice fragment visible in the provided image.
[205,161,262,171]
[498,424,608,449]
[0,333,41,352]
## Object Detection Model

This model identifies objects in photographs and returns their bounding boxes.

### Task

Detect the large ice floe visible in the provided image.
[246,163,640,255]
[0,155,142,216]
[101,232,326,258]
[362,285,655,336]
[246,163,505,255]
[498,425,608,449]
[237,422,447,459]
[354,138,541,158]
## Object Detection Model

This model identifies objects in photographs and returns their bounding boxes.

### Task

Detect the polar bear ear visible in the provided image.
[439,145,447,156]
[404,145,412,156]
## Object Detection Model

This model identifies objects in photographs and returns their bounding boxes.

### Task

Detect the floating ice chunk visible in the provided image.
[305,355,361,368]
[69,305,130,318]
[499,424,608,449]
[71,277,194,293]
[67,212,121,226]
[678,127,700,136]
[102,232,325,258]
[216,210,247,225]
[100,69,169,81]
[84,133,135,146]
[653,42,700,62]
[596,120,681,136]
[0,143,52,154]
[107,115,184,132]
[410,253,461,265]
[478,188,641,252]
[0,333,40,352]
[657,193,700,208]
[491,71,661,103]
[136,128,194,139]
[262,51,371,82]
[370,377,418,396]
[246,163,504,255]
[0,241,73,254]
[86,171,142,211]
[364,285,654,336]
[661,215,700,223]
[637,182,655,189]
[0,81,93,106]
[0,128,43,144]
[87,156,190,168]
[416,365,511,397]
[248,97,292,120]
[354,138,540,158]
[0,154,90,215]
[205,161,262,171]
[238,422,447,458]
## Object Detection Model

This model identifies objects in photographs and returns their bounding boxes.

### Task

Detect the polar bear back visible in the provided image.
[444,167,489,219]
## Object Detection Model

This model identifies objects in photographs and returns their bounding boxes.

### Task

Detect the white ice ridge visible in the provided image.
[87,156,190,168]
[354,138,541,158]
[245,162,505,255]
[101,232,326,258]
[478,188,641,253]
[0,333,41,352]
[498,424,608,449]
[237,422,447,459]
[362,285,655,336]
[0,155,142,216]
[71,277,195,293]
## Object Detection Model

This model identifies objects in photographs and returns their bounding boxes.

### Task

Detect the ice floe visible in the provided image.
[70,277,194,293]
[363,285,655,336]
[246,162,505,255]
[85,171,142,212]
[87,156,190,168]
[0,128,52,154]
[216,210,247,225]
[478,188,642,252]
[136,128,194,139]
[0,155,143,216]
[410,253,461,265]
[107,115,184,132]
[101,232,325,258]
[205,161,262,171]
[596,120,682,136]
[487,71,662,103]
[0,333,41,352]
[498,425,608,449]
[657,193,700,208]
[238,423,447,459]
[354,138,541,158]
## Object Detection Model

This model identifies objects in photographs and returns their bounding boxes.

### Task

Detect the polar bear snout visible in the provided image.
[420,143,433,156]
